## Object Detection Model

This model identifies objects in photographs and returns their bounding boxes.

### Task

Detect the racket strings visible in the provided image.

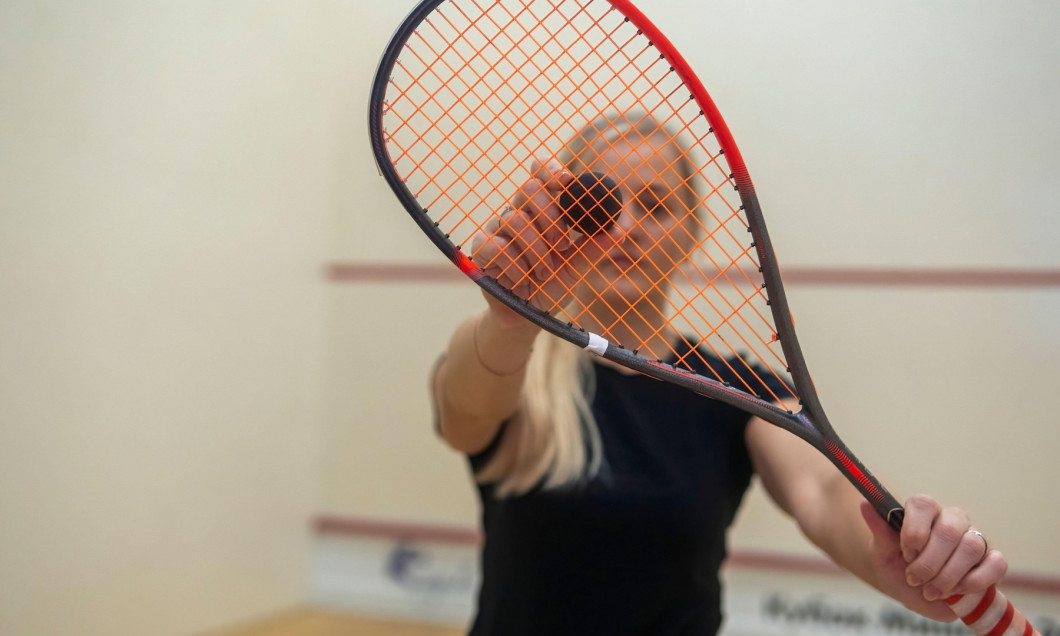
[383,0,797,402]
[555,128,793,401]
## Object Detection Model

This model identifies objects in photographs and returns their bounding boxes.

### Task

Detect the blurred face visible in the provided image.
[578,133,699,307]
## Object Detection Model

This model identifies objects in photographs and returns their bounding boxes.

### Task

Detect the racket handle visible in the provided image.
[944,586,1040,636]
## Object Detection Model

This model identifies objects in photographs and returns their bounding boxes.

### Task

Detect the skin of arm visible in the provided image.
[433,301,538,455]
[432,157,618,455]
[745,412,1007,622]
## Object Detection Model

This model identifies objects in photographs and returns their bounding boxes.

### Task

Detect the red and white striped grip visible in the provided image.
[946,586,1040,636]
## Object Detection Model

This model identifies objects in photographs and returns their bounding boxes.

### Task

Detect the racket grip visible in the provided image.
[945,586,1040,635]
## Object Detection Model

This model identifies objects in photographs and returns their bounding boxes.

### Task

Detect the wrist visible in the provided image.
[481,299,539,336]
[474,311,537,375]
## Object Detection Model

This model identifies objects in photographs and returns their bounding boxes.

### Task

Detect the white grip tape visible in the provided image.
[948,587,1038,636]
[584,332,608,356]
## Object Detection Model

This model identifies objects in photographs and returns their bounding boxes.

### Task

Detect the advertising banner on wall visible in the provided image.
[311,529,1060,635]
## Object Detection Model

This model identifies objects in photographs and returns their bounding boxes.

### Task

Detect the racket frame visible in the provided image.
[368,0,904,528]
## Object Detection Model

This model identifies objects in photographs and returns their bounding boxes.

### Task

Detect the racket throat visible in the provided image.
[818,434,903,528]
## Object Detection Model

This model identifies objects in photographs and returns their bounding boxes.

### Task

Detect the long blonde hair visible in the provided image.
[475,112,699,497]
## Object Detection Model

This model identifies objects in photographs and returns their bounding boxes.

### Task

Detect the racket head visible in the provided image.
[369,0,815,436]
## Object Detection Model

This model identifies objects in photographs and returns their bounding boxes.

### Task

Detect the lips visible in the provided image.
[604,251,638,273]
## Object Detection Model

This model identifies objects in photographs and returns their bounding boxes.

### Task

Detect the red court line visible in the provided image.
[313,515,1060,596]
[783,267,1060,288]
[327,262,465,283]
[325,262,1060,288]
[314,515,481,545]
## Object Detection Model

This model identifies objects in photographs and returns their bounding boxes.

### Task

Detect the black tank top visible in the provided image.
[466,348,788,635]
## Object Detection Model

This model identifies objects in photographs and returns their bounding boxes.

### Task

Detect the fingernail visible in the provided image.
[906,574,922,587]
[923,586,940,601]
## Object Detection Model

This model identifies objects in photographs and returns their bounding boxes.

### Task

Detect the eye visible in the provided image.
[634,189,656,210]
[637,189,673,217]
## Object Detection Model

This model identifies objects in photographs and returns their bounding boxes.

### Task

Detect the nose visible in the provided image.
[613,205,638,236]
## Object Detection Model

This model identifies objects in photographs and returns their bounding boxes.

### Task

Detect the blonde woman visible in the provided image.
[432,113,1007,635]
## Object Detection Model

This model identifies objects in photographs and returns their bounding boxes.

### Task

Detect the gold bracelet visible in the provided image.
[473,314,531,376]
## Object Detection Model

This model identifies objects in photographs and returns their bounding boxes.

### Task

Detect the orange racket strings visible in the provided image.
[382,0,797,403]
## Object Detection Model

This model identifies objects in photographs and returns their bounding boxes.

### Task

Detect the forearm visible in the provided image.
[797,470,888,594]
[750,420,889,593]
[434,308,539,452]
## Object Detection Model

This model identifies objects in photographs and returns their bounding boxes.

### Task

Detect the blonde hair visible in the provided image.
[475,112,698,496]
[473,334,599,496]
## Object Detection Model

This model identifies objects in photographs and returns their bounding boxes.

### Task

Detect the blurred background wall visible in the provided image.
[0,2,347,634]
[1,1,1058,635]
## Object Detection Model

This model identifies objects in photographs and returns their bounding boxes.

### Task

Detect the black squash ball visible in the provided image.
[559,172,623,235]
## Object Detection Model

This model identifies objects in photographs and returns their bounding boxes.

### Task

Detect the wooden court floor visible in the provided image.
[212,610,464,636]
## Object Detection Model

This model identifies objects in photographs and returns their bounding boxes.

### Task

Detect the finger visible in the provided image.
[502,207,565,293]
[951,550,1008,596]
[523,179,569,255]
[473,214,536,287]
[499,245,539,291]
[514,180,569,279]
[511,168,570,250]
[470,227,492,262]
[919,529,992,601]
[512,277,537,305]
[472,203,552,294]
[531,157,573,191]
[480,233,531,288]
[470,221,507,266]
[859,500,901,552]
[510,189,528,210]
[905,506,971,590]
[901,494,942,563]
[534,264,580,315]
